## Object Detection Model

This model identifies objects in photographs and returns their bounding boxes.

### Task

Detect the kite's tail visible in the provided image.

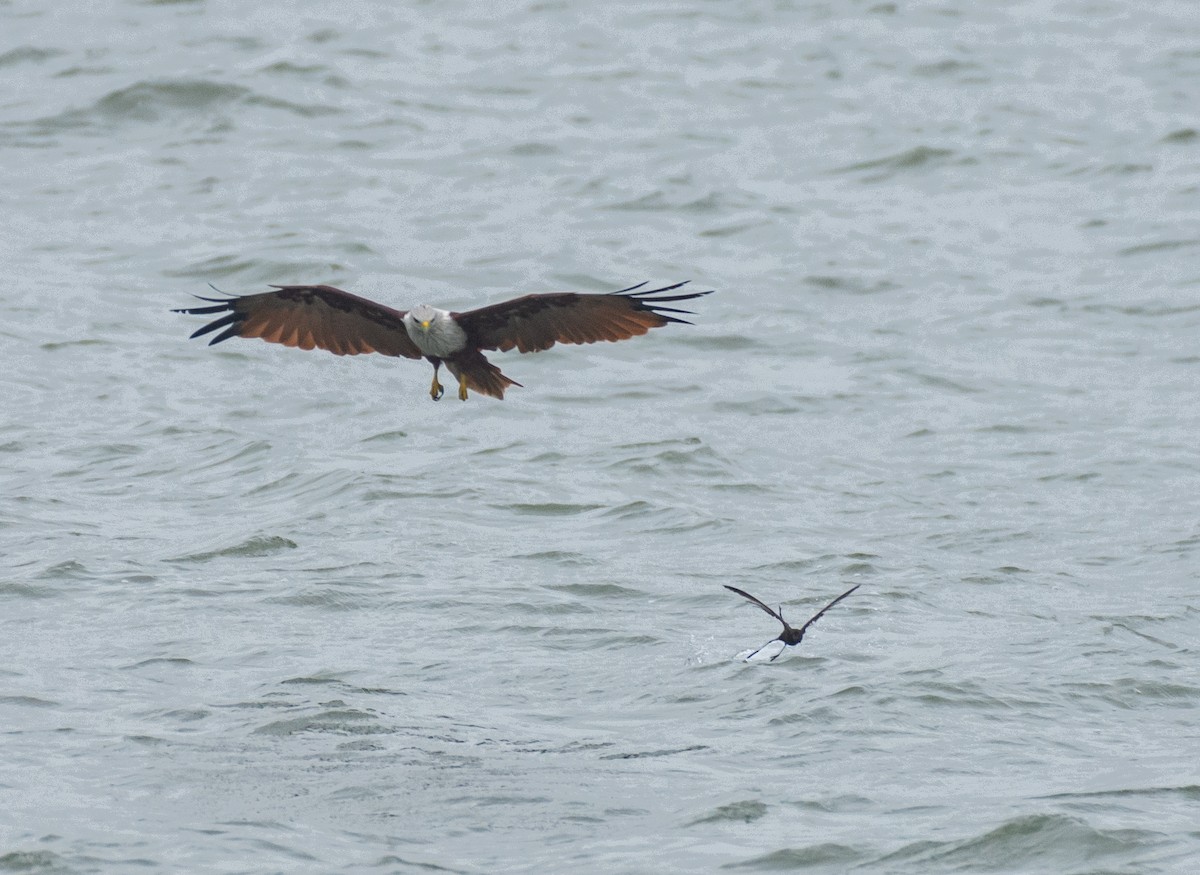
[446,351,522,400]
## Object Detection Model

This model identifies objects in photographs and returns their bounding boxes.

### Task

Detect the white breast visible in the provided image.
[404,307,469,358]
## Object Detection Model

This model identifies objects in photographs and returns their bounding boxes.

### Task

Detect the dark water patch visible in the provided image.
[83,79,248,124]
[368,855,467,873]
[0,47,65,67]
[903,369,982,394]
[363,486,479,501]
[0,695,59,708]
[691,334,763,351]
[52,65,116,79]
[609,447,732,478]
[510,142,558,156]
[909,679,1045,711]
[699,220,768,238]
[0,582,57,599]
[877,813,1160,871]
[747,557,827,573]
[360,429,408,443]
[1098,162,1153,175]
[160,708,210,723]
[599,744,707,760]
[35,560,94,581]
[61,441,143,461]
[254,707,392,737]
[263,589,380,611]
[125,657,196,669]
[16,77,341,135]
[260,61,330,76]
[1061,678,1200,708]
[182,439,273,473]
[602,190,748,213]
[686,799,768,825]
[784,794,873,813]
[509,550,598,567]
[471,794,553,808]
[1036,470,1100,482]
[596,501,723,534]
[1118,238,1200,257]
[1104,622,1179,650]
[215,699,296,712]
[831,146,957,179]
[545,581,638,597]
[279,675,348,687]
[470,441,525,457]
[165,255,351,282]
[0,851,71,873]
[497,502,606,516]
[1078,300,1200,317]
[1027,295,1067,308]
[803,274,899,295]
[125,734,168,746]
[543,631,661,650]
[711,482,772,495]
[1162,128,1198,144]
[615,437,703,452]
[961,571,1017,585]
[243,93,342,118]
[711,397,804,416]
[512,740,616,756]
[976,422,1032,434]
[247,469,360,501]
[171,535,297,563]
[913,58,983,77]
[725,842,861,869]
[1037,785,1200,802]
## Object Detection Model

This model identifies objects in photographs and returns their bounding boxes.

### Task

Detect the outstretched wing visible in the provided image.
[724,585,785,624]
[174,285,423,359]
[453,281,712,354]
[795,584,861,637]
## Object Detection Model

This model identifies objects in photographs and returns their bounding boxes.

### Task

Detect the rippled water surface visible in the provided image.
[3,1,1199,873]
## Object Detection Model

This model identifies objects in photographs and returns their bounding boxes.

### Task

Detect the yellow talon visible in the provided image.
[430,376,444,401]
[458,374,469,401]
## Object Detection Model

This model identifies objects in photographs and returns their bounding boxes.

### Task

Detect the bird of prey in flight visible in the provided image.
[175,281,712,401]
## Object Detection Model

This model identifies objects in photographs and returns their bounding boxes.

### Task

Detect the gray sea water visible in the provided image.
[3,1,1199,873]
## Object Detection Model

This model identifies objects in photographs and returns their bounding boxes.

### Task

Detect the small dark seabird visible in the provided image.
[174,281,712,401]
[724,584,861,662]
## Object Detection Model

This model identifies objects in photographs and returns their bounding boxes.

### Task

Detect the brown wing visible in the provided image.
[452,281,712,354]
[173,285,423,359]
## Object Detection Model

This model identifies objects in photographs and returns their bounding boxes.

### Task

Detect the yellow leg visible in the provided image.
[429,373,444,401]
[458,373,469,401]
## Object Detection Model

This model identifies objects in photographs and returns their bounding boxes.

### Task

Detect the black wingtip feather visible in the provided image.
[209,324,244,345]
[188,311,240,339]
[174,302,235,316]
[612,281,715,309]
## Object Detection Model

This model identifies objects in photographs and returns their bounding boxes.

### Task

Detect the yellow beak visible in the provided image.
[420,320,430,330]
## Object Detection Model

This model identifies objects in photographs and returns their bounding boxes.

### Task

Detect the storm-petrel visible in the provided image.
[725,584,861,662]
